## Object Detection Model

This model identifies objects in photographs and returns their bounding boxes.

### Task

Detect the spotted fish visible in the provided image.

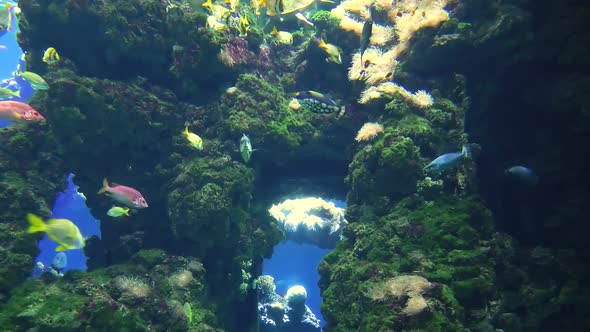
[293,91,340,114]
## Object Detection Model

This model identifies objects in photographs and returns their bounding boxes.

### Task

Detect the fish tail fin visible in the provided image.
[98,178,110,194]
[27,213,47,234]
[183,125,189,136]
[124,209,130,216]
[462,145,471,159]
[319,37,326,48]
[337,106,346,119]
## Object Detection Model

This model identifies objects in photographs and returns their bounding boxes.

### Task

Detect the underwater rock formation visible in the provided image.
[0,250,223,331]
[0,122,66,298]
[0,0,587,330]
[257,279,321,332]
[268,197,347,249]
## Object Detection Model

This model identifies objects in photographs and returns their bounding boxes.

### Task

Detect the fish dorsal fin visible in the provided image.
[111,182,120,187]
[308,90,323,99]
[55,245,67,252]
[271,26,279,35]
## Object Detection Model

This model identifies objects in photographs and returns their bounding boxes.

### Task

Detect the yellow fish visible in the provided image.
[107,206,130,218]
[42,47,60,64]
[251,0,266,15]
[27,213,85,252]
[225,0,240,12]
[202,0,230,21]
[318,38,342,64]
[206,15,227,32]
[238,15,250,37]
[183,125,203,150]
[271,26,293,45]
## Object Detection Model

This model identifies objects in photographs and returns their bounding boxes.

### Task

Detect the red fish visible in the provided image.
[0,101,45,122]
[98,178,148,209]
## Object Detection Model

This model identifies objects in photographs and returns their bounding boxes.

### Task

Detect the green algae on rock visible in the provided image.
[0,252,222,331]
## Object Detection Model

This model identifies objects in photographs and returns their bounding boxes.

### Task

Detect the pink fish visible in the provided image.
[0,45,7,50]
[0,101,45,122]
[98,178,148,209]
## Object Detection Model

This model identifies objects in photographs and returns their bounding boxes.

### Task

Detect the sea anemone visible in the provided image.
[169,269,194,288]
[358,86,382,104]
[403,295,428,316]
[412,90,434,108]
[355,122,384,142]
[114,276,151,299]
[334,0,449,105]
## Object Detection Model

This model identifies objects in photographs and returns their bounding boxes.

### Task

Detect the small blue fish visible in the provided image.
[505,165,538,185]
[145,274,155,287]
[424,145,470,172]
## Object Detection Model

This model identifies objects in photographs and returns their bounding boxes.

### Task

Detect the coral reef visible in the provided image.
[268,197,347,249]
[0,0,587,331]
[258,281,321,332]
[0,251,222,331]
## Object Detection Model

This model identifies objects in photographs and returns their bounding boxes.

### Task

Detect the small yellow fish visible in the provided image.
[206,15,227,32]
[42,47,60,65]
[271,26,293,45]
[107,206,130,218]
[17,71,49,90]
[202,0,230,21]
[225,0,240,12]
[0,87,20,99]
[183,125,203,150]
[238,15,250,37]
[251,0,266,15]
[27,213,85,252]
[318,38,342,64]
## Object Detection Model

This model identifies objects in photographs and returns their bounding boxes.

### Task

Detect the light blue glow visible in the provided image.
[263,199,345,327]
[32,173,101,277]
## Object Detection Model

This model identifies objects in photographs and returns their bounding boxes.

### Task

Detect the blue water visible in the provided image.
[0,12,30,128]
[263,241,332,325]
[262,199,345,327]
[33,174,101,276]
[1,26,100,275]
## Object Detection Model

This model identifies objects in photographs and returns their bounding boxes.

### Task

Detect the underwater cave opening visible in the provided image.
[260,196,347,331]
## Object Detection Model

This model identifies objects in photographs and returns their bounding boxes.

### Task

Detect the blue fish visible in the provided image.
[505,165,538,185]
[145,274,156,287]
[424,145,470,172]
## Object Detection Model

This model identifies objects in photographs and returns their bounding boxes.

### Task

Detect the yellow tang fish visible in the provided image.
[238,15,250,37]
[42,47,60,64]
[183,125,203,150]
[225,0,239,12]
[202,0,230,21]
[27,213,86,252]
[319,38,342,64]
[206,15,227,31]
[251,0,266,15]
